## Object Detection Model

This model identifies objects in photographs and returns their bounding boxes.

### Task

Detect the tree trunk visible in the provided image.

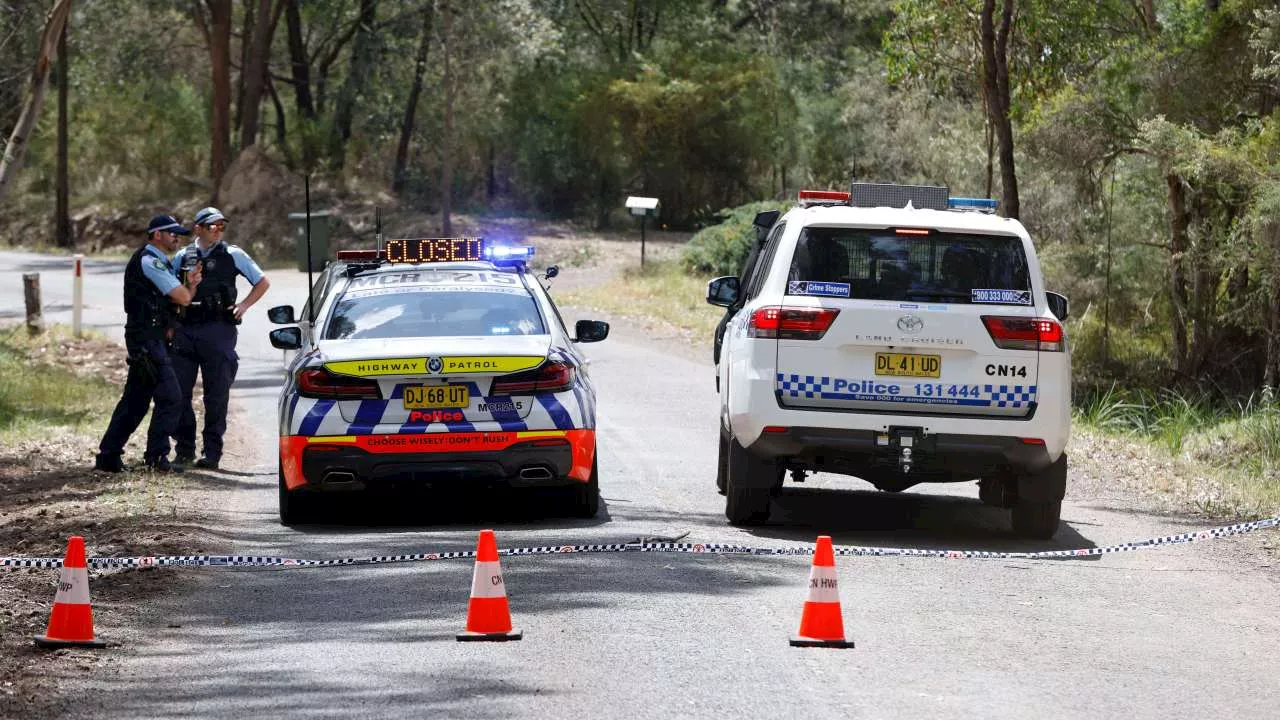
[285,0,314,119]
[393,5,433,193]
[266,73,292,167]
[440,0,454,235]
[235,0,255,134]
[55,19,71,248]
[206,0,234,195]
[1167,173,1191,374]
[329,0,377,168]
[239,0,277,149]
[980,0,1019,219]
[1267,222,1280,390]
[0,0,73,206]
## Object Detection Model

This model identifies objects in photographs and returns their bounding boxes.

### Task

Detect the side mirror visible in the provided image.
[544,265,560,279]
[574,319,610,343]
[267,305,297,324]
[1046,291,1069,321]
[269,327,303,350]
[706,276,740,308]
[752,210,780,231]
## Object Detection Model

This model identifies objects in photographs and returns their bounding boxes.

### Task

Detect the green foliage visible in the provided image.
[681,201,792,276]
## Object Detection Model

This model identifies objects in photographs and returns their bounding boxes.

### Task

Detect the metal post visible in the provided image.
[640,215,646,268]
[72,254,83,337]
[23,273,42,335]
[305,175,315,325]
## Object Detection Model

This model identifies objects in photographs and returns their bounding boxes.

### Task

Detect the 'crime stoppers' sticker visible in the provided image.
[788,281,850,298]
[971,289,1031,305]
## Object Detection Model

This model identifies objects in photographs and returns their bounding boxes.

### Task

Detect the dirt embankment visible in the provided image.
[0,333,225,720]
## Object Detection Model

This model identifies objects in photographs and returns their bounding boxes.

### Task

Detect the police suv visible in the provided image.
[267,238,609,525]
[707,184,1070,538]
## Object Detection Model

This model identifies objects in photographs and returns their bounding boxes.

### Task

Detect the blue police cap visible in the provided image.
[147,214,191,236]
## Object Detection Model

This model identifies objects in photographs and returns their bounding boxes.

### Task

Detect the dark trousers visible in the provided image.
[168,321,239,462]
[98,337,182,461]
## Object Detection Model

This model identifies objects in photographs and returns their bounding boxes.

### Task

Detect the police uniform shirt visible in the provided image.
[173,241,265,286]
[141,244,182,295]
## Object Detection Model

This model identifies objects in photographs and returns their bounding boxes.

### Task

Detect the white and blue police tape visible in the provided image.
[1,515,1276,571]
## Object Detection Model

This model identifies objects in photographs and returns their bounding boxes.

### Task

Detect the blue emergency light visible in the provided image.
[948,197,1000,212]
[484,244,535,264]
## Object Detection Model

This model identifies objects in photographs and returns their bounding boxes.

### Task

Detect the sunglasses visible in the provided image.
[203,222,227,230]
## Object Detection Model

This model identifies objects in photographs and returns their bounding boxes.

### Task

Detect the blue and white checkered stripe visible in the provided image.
[987,384,1036,408]
[776,374,830,399]
[776,374,1037,409]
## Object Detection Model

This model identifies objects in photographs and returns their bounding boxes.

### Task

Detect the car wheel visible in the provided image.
[716,428,729,495]
[1011,500,1062,539]
[567,458,600,518]
[278,466,312,526]
[725,436,774,526]
[1010,454,1067,539]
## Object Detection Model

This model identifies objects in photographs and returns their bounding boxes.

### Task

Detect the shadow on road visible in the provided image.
[744,485,1097,556]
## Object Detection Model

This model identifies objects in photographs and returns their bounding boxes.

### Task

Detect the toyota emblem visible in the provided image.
[897,315,924,334]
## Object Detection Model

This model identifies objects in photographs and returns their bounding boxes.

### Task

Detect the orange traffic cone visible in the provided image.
[790,535,854,648]
[456,529,522,642]
[34,536,107,649]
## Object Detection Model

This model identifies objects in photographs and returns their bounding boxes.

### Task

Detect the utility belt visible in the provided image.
[179,289,240,325]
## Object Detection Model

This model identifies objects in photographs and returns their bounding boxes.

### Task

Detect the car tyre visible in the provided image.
[725,436,774,526]
[567,458,600,518]
[716,428,729,495]
[278,466,313,526]
[1011,500,1062,540]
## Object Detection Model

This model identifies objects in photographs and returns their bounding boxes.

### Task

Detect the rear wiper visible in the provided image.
[903,290,972,301]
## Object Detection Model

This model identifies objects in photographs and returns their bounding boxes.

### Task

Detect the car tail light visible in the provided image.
[490,361,575,395]
[748,307,840,340]
[297,368,382,399]
[982,316,1065,352]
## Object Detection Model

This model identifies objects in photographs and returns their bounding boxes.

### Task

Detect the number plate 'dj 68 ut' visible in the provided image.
[403,384,470,409]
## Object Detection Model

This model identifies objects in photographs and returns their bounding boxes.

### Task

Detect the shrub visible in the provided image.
[681,200,792,276]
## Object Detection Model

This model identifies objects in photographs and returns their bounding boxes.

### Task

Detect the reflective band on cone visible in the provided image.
[34,536,107,649]
[790,535,854,649]
[457,529,522,642]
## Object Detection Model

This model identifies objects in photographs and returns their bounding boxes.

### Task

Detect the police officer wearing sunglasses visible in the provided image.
[95,215,204,473]
[167,207,271,470]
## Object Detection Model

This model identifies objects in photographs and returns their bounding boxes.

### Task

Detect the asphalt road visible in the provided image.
[2,250,1278,719]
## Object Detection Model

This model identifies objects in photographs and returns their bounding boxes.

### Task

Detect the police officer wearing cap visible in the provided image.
[94,215,203,473]
[168,207,270,469]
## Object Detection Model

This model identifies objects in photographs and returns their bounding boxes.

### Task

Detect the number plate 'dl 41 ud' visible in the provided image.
[403,384,470,409]
[875,352,941,378]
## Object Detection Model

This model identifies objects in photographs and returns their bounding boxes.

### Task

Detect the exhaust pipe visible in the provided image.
[323,470,357,486]
[518,466,554,481]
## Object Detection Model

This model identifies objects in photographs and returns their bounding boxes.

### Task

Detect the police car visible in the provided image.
[267,238,609,524]
[707,183,1070,538]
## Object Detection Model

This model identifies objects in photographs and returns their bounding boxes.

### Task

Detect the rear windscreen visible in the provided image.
[324,286,546,340]
[787,227,1031,304]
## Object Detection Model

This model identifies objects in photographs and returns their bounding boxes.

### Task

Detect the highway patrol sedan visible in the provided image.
[267,239,608,524]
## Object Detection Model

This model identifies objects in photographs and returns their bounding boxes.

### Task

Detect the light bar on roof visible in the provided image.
[797,190,851,207]
[948,196,1000,212]
[849,182,949,211]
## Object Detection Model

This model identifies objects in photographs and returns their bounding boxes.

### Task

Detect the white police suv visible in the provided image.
[707,184,1070,538]
[267,238,608,525]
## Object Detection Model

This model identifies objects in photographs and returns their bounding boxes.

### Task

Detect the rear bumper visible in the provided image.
[746,426,1055,478]
[280,430,595,491]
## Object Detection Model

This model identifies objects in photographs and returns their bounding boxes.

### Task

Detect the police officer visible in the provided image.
[94,215,203,473]
[168,207,270,470]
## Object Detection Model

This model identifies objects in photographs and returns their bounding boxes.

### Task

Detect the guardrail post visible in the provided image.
[23,273,42,335]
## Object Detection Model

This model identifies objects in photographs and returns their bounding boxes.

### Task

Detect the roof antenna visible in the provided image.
[305,174,315,325]
[375,206,384,253]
